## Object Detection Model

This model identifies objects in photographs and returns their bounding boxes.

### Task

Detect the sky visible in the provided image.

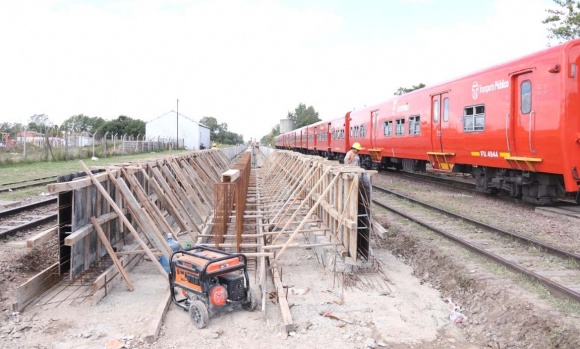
[0,0,560,141]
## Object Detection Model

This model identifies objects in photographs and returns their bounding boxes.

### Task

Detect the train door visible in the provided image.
[430,92,450,152]
[510,72,534,157]
[371,109,379,149]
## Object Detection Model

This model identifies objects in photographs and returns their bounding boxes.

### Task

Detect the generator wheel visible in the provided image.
[188,300,209,329]
[242,288,257,311]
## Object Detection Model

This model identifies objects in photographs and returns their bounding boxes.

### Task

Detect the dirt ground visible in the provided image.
[1,226,483,349]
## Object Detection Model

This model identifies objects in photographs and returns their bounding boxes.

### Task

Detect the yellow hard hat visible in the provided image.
[352,142,362,150]
[212,143,217,147]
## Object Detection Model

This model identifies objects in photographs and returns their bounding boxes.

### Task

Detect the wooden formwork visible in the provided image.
[12,149,232,310]
[213,152,252,252]
[257,150,374,264]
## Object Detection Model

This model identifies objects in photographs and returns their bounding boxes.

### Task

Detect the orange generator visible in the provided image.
[169,246,257,328]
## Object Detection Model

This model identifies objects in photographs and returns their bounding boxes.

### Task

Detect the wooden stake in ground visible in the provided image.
[91,216,135,291]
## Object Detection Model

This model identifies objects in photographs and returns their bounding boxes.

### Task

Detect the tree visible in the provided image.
[199,116,243,144]
[27,114,53,132]
[261,124,280,147]
[94,115,145,137]
[287,103,320,129]
[543,0,580,41]
[60,114,105,133]
[394,83,425,96]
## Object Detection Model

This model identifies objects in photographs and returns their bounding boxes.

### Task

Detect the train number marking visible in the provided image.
[479,151,499,158]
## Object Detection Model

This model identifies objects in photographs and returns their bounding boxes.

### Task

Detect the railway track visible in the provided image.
[0,198,58,238]
[372,184,580,303]
[0,176,56,193]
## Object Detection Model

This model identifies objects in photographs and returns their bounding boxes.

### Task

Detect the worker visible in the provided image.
[344,142,362,166]
[211,143,218,149]
[200,143,206,150]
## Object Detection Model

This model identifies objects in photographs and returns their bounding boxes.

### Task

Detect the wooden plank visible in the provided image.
[168,161,208,218]
[144,288,172,343]
[91,217,135,291]
[221,169,240,183]
[47,170,117,193]
[271,266,294,332]
[64,211,120,246]
[26,226,57,248]
[13,262,61,312]
[79,161,168,277]
[372,219,388,239]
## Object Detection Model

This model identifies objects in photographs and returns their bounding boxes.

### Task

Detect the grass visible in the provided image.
[0,149,187,201]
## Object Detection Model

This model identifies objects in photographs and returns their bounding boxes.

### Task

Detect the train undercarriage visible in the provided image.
[287,148,570,205]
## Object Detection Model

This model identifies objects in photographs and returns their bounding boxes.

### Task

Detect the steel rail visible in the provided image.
[0,175,56,187]
[372,187,580,303]
[0,179,56,193]
[0,214,57,239]
[0,197,57,218]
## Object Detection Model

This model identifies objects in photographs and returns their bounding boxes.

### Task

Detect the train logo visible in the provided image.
[472,81,479,100]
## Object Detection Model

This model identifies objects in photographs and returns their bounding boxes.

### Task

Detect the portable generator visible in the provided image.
[169,246,257,328]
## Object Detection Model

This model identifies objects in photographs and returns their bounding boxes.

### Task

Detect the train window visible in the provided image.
[361,125,366,137]
[443,98,449,122]
[354,126,360,138]
[350,127,354,137]
[409,115,420,135]
[463,105,485,132]
[383,121,393,136]
[521,80,532,114]
[433,100,439,123]
[395,118,405,136]
[340,129,344,139]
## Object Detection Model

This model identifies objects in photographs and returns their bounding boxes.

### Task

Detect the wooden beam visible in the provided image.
[91,217,135,291]
[271,266,294,333]
[13,262,61,312]
[64,211,121,246]
[26,226,57,248]
[221,169,240,183]
[144,289,172,343]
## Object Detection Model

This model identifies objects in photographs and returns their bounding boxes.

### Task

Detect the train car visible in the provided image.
[315,120,331,157]
[328,113,350,161]
[306,123,317,154]
[275,39,580,204]
[354,39,580,204]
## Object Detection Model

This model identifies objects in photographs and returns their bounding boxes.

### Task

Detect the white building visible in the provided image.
[146,111,210,150]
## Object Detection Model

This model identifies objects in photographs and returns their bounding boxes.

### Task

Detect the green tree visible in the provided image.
[261,124,280,147]
[27,114,53,132]
[543,0,580,41]
[394,83,425,96]
[94,115,145,137]
[200,116,243,144]
[287,103,320,129]
[60,114,106,133]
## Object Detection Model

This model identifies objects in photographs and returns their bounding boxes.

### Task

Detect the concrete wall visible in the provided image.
[221,145,247,160]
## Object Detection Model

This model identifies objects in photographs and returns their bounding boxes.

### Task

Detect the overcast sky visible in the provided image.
[0,0,558,141]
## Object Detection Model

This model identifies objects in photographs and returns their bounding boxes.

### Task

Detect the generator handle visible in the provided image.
[169,245,248,276]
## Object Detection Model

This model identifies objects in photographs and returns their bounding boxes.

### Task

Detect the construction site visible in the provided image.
[4,146,580,349]
[1,146,427,349]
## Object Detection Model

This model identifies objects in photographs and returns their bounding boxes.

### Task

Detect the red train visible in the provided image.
[274,39,580,205]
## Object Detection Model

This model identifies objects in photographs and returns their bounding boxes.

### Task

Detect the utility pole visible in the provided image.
[176,99,179,149]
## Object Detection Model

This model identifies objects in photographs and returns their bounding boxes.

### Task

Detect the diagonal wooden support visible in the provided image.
[271,166,332,245]
[273,172,341,262]
[79,161,167,276]
[91,217,135,292]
